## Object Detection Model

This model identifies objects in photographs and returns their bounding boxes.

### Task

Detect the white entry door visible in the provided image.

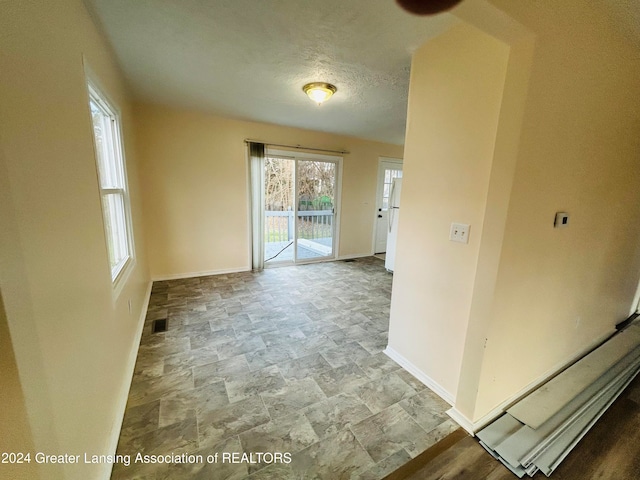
[374,158,403,254]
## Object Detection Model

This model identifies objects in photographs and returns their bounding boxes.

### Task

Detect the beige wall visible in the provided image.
[0,292,39,480]
[387,22,510,399]
[0,1,150,478]
[469,0,640,421]
[390,0,640,427]
[134,103,403,279]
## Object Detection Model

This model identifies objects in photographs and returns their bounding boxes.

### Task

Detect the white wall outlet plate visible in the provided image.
[450,223,470,243]
[554,212,569,228]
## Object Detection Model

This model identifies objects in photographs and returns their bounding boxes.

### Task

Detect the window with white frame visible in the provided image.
[87,82,133,282]
[382,168,403,210]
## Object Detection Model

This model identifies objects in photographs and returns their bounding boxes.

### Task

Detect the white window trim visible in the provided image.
[85,65,136,298]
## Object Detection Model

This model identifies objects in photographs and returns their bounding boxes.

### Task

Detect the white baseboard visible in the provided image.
[103,280,152,479]
[446,329,617,435]
[152,266,251,281]
[154,257,375,280]
[446,408,478,435]
[384,346,455,406]
[337,253,373,261]
[267,254,373,269]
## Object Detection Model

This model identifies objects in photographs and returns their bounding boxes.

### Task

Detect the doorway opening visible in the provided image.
[264,150,341,265]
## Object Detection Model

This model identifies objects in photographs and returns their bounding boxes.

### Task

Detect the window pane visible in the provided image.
[89,83,133,285]
[90,100,122,189]
[102,193,129,276]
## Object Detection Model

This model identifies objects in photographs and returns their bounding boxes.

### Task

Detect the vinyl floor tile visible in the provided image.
[278,352,333,380]
[260,377,327,419]
[290,428,375,479]
[198,395,271,448]
[158,380,229,427]
[192,355,250,388]
[112,257,453,480]
[304,393,373,440]
[354,372,417,414]
[239,412,319,474]
[312,362,370,397]
[245,344,297,371]
[356,351,403,380]
[224,365,286,403]
[351,403,426,462]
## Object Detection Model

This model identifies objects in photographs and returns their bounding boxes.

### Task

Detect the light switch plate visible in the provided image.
[450,223,470,244]
[554,212,569,228]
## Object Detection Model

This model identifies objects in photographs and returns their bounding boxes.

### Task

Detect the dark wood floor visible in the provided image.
[386,373,640,480]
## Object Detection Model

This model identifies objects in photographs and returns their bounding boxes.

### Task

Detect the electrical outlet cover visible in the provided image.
[554,212,569,228]
[450,223,470,243]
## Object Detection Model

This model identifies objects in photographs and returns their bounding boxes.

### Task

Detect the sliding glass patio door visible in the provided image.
[295,159,336,261]
[264,152,339,265]
[264,156,295,263]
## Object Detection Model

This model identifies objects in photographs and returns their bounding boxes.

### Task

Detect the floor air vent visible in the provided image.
[152,318,168,333]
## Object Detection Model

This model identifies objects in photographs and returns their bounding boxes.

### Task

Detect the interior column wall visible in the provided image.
[387,22,510,400]
[400,0,640,428]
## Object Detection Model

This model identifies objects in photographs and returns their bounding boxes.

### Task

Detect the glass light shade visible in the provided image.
[303,82,337,105]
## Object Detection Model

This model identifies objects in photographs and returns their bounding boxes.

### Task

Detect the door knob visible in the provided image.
[378,215,383,218]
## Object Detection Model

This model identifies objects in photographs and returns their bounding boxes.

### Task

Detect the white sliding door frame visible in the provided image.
[266,148,343,266]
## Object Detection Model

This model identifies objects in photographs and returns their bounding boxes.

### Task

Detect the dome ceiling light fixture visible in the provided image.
[303,82,337,106]
[395,0,464,16]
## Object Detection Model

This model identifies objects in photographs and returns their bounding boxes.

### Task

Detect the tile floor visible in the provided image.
[111,257,458,480]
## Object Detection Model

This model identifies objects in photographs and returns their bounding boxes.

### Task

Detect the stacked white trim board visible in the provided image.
[476,322,640,478]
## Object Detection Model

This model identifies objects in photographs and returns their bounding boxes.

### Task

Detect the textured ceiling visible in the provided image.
[85,0,459,145]
[606,0,640,50]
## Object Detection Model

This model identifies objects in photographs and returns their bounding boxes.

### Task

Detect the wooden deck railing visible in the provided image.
[265,210,333,242]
